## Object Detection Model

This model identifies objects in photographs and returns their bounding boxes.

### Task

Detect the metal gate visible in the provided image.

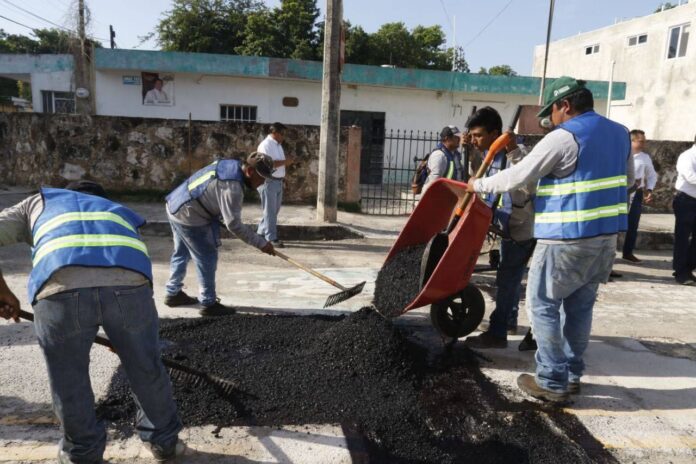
[360,129,440,215]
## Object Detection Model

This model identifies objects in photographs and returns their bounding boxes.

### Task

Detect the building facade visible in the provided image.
[532,0,695,141]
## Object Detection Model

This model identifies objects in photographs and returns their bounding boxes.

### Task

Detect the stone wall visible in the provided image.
[520,135,692,213]
[0,113,352,203]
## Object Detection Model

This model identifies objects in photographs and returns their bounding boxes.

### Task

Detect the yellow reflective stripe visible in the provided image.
[33,234,149,266]
[187,162,219,191]
[537,175,627,197]
[446,161,454,179]
[535,203,628,224]
[33,212,136,243]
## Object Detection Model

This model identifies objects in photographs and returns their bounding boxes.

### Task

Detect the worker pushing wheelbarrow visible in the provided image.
[374,107,522,339]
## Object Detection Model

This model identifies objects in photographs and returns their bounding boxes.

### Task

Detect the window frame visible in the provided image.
[585,43,600,55]
[666,22,690,59]
[219,104,258,122]
[627,33,648,47]
[41,90,76,114]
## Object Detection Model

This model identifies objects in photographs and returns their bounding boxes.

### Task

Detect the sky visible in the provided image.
[0,0,676,74]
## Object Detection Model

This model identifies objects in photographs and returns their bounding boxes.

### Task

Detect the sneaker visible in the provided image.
[164,291,199,307]
[517,374,570,404]
[143,439,187,462]
[271,240,285,248]
[568,381,581,395]
[622,253,642,263]
[464,331,508,349]
[675,275,696,286]
[199,300,237,316]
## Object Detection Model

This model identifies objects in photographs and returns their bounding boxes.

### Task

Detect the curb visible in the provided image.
[618,230,674,250]
[141,221,364,241]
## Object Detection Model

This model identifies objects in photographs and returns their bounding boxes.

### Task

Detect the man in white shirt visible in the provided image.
[623,129,658,263]
[143,78,170,105]
[257,123,293,247]
[672,136,696,285]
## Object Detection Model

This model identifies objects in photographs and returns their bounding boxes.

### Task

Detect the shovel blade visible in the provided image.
[323,281,366,308]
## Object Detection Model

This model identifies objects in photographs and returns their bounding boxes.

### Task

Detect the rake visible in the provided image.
[18,309,238,397]
[274,250,366,308]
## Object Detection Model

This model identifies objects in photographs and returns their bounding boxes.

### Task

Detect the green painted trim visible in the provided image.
[0,54,73,74]
[95,49,626,100]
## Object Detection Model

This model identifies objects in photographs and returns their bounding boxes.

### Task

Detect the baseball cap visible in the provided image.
[65,180,109,199]
[537,76,588,117]
[440,125,462,139]
[246,152,276,179]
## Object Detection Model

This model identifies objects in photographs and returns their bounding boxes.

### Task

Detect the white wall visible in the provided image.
[532,2,696,140]
[30,71,73,112]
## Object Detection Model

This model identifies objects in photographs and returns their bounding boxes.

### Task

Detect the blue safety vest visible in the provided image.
[534,111,630,239]
[434,143,457,180]
[166,159,244,215]
[28,188,152,303]
[484,150,514,236]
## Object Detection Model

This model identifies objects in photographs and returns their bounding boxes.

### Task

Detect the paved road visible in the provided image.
[1,234,695,462]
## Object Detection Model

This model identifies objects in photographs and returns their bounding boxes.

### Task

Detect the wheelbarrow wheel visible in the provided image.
[430,285,485,339]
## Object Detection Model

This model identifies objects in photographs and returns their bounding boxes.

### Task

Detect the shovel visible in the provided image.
[420,106,522,287]
[274,250,366,307]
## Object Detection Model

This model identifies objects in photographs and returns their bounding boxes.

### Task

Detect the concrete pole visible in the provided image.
[317,0,342,223]
[451,16,456,71]
[606,60,616,118]
[539,0,555,104]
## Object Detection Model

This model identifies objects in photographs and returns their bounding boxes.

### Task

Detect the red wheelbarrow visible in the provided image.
[382,132,513,338]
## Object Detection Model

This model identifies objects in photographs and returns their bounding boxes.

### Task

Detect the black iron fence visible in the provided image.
[360,129,440,215]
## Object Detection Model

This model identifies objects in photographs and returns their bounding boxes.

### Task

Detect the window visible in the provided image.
[41,91,75,113]
[585,44,600,55]
[628,33,648,46]
[220,104,257,122]
[667,23,690,58]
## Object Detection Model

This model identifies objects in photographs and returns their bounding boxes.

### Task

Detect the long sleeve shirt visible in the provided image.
[633,151,658,190]
[676,144,696,199]
[167,179,267,249]
[0,194,147,300]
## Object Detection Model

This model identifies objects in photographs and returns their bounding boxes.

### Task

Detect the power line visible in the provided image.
[0,0,73,32]
[463,0,515,49]
[0,12,36,30]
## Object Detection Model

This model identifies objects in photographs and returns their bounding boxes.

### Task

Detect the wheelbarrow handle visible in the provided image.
[446,132,513,234]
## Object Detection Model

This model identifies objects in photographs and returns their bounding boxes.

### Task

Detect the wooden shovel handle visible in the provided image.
[274,250,346,291]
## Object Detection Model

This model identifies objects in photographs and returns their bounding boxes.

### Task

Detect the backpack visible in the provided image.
[411,153,431,194]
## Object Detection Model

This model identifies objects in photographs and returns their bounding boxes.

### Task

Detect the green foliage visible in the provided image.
[654,2,677,12]
[17,81,31,100]
[0,28,101,54]
[483,65,518,76]
[0,78,17,98]
[478,67,488,74]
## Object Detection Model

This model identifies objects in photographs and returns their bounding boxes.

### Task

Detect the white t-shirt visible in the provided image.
[676,145,696,199]
[257,135,285,179]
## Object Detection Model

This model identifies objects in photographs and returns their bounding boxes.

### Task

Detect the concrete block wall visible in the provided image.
[0,113,361,204]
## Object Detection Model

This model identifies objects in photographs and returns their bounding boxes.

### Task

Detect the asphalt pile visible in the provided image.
[97,309,612,463]
[373,244,426,317]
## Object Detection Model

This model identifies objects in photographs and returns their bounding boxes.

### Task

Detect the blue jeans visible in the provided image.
[525,236,616,392]
[488,238,535,338]
[623,189,643,256]
[165,219,221,307]
[672,192,696,279]
[33,285,181,463]
[257,178,283,242]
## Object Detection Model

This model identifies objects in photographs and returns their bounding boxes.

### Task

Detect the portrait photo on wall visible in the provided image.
[142,72,174,106]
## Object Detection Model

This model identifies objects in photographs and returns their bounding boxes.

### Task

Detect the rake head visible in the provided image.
[167,367,239,397]
[323,281,366,308]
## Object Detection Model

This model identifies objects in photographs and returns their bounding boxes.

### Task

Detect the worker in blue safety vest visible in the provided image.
[462,107,537,349]
[421,125,463,193]
[163,152,276,316]
[467,77,635,404]
[0,181,184,463]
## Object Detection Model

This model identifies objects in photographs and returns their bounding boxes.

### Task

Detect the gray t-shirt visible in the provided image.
[0,194,148,300]
[474,127,635,244]
[167,179,267,249]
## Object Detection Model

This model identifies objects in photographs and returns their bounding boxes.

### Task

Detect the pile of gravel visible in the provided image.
[97,310,613,463]
[373,244,426,317]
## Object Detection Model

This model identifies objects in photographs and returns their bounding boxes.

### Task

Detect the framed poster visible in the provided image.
[142,72,174,106]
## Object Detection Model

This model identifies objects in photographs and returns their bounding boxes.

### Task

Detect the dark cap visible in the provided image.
[65,180,109,199]
[440,125,462,139]
[246,152,276,179]
[537,76,588,117]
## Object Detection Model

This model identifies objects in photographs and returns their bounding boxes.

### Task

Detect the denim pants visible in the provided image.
[623,189,643,256]
[33,285,182,463]
[525,236,616,392]
[672,192,696,279]
[165,219,221,307]
[488,238,536,338]
[257,178,283,242]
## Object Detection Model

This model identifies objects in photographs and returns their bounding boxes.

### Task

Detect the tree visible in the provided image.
[478,67,488,74]
[0,28,97,54]
[654,2,677,12]
[488,65,518,76]
[157,0,264,53]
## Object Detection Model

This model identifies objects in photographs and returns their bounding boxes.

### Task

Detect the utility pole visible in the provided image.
[316,0,342,223]
[109,25,116,49]
[78,0,86,57]
[539,0,555,104]
[451,16,456,71]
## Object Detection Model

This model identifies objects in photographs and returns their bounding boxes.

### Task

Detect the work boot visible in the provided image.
[622,253,641,263]
[518,329,537,352]
[609,270,623,280]
[199,300,237,316]
[464,331,508,349]
[164,291,199,307]
[517,374,570,404]
[568,381,581,395]
[143,439,187,462]
[271,240,285,248]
